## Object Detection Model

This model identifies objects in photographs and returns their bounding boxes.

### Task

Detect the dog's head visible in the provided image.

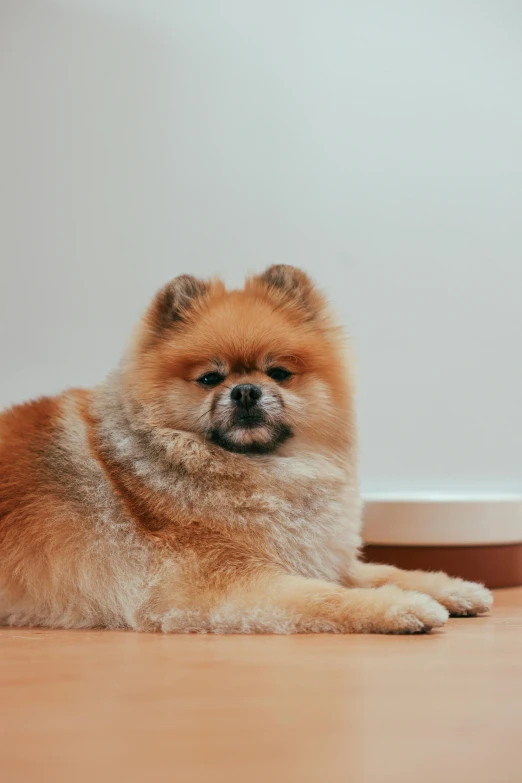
[124,265,353,455]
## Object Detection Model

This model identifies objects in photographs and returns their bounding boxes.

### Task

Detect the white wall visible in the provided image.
[1,0,521,494]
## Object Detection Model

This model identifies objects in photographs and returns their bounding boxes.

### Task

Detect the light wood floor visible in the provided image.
[1,588,522,783]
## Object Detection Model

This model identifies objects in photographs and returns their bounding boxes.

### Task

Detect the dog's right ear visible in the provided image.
[147,274,212,334]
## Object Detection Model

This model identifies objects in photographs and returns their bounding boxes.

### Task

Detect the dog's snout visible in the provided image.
[230,384,262,409]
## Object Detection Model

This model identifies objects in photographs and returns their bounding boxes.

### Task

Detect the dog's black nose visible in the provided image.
[230,384,262,409]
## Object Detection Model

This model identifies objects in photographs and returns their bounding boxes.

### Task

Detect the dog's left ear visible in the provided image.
[248,264,327,322]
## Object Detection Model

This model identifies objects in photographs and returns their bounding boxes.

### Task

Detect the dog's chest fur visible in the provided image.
[234,456,362,582]
[93,385,362,585]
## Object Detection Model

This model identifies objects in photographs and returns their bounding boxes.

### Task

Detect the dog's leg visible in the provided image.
[345,560,493,617]
[138,572,449,634]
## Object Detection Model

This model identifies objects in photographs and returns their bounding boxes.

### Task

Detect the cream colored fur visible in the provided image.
[0,267,493,633]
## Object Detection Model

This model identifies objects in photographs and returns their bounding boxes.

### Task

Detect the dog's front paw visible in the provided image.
[436,578,493,617]
[381,589,449,634]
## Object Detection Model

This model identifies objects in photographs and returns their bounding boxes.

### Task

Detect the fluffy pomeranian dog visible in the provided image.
[0,266,492,633]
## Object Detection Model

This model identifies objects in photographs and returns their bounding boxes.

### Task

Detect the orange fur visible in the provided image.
[0,266,492,632]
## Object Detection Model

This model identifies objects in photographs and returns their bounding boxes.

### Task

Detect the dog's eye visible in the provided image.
[267,367,292,382]
[197,372,225,387]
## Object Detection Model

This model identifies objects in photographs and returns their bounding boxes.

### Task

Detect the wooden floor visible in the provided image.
[1,589,522,783]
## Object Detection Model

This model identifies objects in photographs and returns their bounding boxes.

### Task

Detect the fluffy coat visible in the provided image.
[0,266,492,632]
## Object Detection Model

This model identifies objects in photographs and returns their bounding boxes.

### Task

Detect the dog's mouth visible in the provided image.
[232,410,266,428]
[209,420,292,454]
[208,393,292,454]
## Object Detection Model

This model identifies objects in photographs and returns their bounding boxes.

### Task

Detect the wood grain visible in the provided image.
[1,588,522,783]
